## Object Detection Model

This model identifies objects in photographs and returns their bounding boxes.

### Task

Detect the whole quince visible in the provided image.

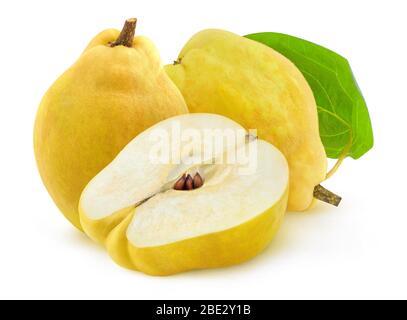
[165,29,327,211]
[34,19,188,229]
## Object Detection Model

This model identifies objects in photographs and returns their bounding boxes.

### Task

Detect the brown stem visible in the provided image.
[313,184,342,207]
[109,18,137,48]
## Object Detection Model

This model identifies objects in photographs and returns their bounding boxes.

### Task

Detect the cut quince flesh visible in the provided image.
[79,114,289,275]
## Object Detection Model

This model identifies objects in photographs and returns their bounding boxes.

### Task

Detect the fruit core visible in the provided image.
[173,173,204,191]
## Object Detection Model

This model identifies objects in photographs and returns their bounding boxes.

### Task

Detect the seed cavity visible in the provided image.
[173,173,204,191]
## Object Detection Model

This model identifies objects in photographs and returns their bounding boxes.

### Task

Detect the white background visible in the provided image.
[0,0,406,300]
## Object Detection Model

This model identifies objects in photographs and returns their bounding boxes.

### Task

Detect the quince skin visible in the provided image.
[165,29,327,211]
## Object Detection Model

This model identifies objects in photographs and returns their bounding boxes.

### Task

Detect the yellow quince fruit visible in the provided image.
[34,19,188,230]
[165,29,327,211]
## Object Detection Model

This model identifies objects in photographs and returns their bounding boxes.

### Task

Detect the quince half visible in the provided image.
[79,114,289,275]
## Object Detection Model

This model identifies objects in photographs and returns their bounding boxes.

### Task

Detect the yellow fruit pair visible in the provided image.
[34,19,327,275]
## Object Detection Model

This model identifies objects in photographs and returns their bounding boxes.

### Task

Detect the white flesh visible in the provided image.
[80,114,288,248]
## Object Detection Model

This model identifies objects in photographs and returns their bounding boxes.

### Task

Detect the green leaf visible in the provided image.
[245,32,373,159]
